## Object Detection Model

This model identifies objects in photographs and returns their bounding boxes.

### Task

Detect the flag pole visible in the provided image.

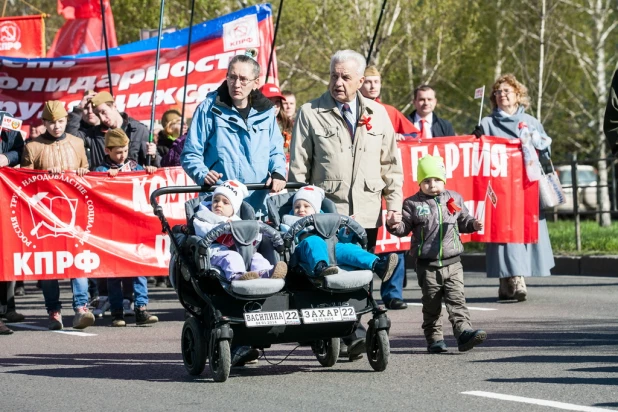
[147,0,166,166]
[477,85,485,126]
[366,0,388,65]
[99,0,113,95]
[180,0,196,135]
[265,0,284,84]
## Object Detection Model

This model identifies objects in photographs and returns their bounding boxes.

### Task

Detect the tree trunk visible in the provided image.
[536,0,546,121]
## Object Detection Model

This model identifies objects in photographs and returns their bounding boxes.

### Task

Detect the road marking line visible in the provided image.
[407,303,497,311]
[462,391,614,411]
[9,323,97,337]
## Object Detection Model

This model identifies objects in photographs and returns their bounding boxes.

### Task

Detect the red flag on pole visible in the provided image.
[0,15,46,58]
[47,0,117,57]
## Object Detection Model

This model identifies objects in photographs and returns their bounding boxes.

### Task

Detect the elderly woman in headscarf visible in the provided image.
[474,74,554,302]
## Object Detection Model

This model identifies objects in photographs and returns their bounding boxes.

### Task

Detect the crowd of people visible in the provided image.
[0,49,556,361]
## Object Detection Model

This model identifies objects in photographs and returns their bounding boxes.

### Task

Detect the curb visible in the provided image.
[458,253,618,277]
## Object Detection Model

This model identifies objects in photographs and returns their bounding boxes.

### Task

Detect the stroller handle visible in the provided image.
[150,182,306,212]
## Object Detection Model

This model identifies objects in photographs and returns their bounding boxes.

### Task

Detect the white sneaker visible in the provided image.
[92,296,110,318]
[123,299,134,317]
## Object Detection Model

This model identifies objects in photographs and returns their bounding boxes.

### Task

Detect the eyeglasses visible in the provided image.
[226,75,258,86]
[493,89,514,96]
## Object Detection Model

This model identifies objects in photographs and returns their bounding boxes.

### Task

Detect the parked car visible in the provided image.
[554,165,598,213]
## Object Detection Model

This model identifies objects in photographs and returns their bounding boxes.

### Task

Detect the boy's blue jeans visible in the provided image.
[108,277,148,311]
[296,236,377,275]
[42,278,89,312]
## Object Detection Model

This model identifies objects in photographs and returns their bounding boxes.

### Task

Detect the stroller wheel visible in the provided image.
[366,325,390,372]
[209,339,231,382]
[181,317,207,376]
[311,338,340,367]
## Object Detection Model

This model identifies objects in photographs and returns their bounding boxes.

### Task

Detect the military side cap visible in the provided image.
[91,91,115,108]
[364,66,380,77]
[42,101,68,121]
[104,127,129,148]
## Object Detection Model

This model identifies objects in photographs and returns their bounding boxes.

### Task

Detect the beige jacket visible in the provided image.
[21,133,89,171]
[289,91,403,228]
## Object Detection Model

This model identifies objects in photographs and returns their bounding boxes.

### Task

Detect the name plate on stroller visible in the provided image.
[244,310,301,327]
[301,307,357,324]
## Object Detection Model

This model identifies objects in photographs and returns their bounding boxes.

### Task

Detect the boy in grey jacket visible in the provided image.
[386,155,487,353]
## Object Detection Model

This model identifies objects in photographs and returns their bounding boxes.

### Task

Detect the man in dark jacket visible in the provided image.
[66,91,159,170]
[604,69,618,154]
[0,111,26,334]
[408,85,456,138]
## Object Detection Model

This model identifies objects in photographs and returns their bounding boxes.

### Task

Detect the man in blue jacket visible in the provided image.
[181,54,287,365]
[181,54,287,218]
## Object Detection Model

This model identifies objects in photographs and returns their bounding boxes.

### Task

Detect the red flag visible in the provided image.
[0,15,45,58]
[47,0,117,57]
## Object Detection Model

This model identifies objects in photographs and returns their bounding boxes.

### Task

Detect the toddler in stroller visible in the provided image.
[192,180,287,281]
[280,186,398,282]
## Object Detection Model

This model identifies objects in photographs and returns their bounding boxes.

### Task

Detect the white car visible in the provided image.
[554,165,598,213]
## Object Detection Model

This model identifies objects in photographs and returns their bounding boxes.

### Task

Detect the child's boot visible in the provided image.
[238,272,260,280]
[314,261,338,277]
[457,329,487,352]
[372,253,398,283]
[271,262,288,279]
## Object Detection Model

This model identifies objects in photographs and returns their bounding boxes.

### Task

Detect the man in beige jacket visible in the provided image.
[289,49,403,360]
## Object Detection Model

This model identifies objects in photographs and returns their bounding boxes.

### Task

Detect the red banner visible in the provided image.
[0,167,194,281]
[0,15,45,58]
[375,135,539,253]
[0,5,276,125]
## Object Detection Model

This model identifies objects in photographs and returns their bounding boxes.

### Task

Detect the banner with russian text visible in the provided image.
[0,15,45,58]
[0,4,276,124]
[375,135,539,253]
[0,167,194,281]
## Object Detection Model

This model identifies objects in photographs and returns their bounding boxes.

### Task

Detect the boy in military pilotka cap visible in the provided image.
[94,128,157,177]
[386,155,487,353]
[92,127,158,327]
[20,100,94,331]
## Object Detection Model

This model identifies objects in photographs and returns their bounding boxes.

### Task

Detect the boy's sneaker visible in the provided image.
[270,261,287,279]
[73,306,95,329]
[457,329,487,352]
[135,307,158,325]
[427,340,448,353]
[111,310,126,327]
[314,261,338,277]
[373,253,397,283]
[123,299,134,317]
[92,296,110,318]
[48,311,63,330]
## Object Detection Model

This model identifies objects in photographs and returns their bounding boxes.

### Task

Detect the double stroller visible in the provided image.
[151,183,391,382]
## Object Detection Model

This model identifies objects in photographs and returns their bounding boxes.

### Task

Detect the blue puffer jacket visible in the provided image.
[181,82,287,215]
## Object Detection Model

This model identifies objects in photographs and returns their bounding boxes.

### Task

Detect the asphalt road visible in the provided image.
[1,273,617,412]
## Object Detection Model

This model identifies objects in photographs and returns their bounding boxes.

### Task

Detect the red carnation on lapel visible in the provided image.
[359,116,372,131]
[446,198,461,214]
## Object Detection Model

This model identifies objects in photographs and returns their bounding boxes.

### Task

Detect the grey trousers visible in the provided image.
[416,262,472,344]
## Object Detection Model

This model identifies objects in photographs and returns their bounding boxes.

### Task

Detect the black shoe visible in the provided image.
[314,261,338,277]
[231,346,260,367]
[427,340,448,353]
[14,286,25,296]
[385,298,408,310]
[0,320,13,335]
[373,253,397,283]
[135,307,158,325]
[155,280,167,288]
[147,277,156,285]
[346,338,366,361]
[457,329,487,352]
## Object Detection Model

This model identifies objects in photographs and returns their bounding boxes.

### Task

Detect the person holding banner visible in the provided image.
[181,54,287,216]
[67,91,159,170]
[360,65,419,311]
[21,101,95,330]
[408,85,456,138]
[289,49,403,360]
[474,74,554,301]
